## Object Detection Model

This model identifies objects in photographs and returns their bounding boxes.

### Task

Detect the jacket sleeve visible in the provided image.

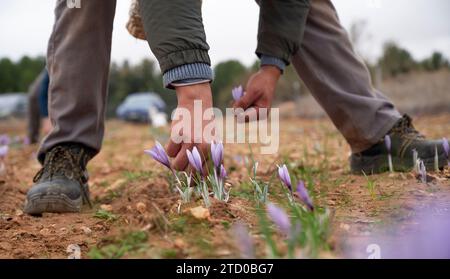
[256,0,310,65]
[138,0,211,74]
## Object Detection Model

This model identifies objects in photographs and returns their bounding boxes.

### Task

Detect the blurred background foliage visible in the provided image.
[0,41,448,117]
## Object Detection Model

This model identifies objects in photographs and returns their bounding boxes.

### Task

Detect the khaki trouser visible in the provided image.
[38,0,401,161]
[28,70,47,144]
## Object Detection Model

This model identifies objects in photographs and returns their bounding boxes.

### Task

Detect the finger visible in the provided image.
[166,138,181,158]
[172,143,193,171]
[236,106,268,123]
[233,90,260,111]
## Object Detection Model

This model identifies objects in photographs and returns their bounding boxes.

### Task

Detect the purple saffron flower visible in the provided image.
[277,164,292,192]
[0,135,10,146]
[443,138,449,157]
[211,141,223,169]
[187,146,203,174]
[232,85,244,101]
[267,202,291,236]
[419,160,427,184]
[296,180,314,211]
[23,136,30,146]
[220,164,227,179]
[144,141,171,170]
[384,135,391,153]
[232,222,254,259]
[0,145,8,158]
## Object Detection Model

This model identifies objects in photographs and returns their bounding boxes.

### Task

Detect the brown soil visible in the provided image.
[0,114,449,258]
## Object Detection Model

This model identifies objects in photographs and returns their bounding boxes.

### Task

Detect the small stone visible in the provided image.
[59,227,68,235]
[141,224,153,231]
[15,209,23,217]
[136,202,147,214]
[100,204,113,211]
[80,226,92,235]
[66,244,81,259]
[39,228,50,235]
[174,238,186,249]
[339,223,350,231]
[189,206,210,220]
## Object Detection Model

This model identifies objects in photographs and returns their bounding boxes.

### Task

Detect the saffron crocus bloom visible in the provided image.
[384,135,391,152]
[232,85,244,101]
[187,146,203,174]
[443,138,449,158]
[0,135,10,146]
[232,222,254,259]
[419,160,427,184]
[267,202,291,236]
[145,141,171,170]
[277,164,292,192]
[0,145,8,158]
[385,135,393,172]
[220,164,227,179]
[296,180,314,211]
[211,141,223,169]
[23,136,30,146]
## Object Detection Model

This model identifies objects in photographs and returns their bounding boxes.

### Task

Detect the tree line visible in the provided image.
[0,41,448,116]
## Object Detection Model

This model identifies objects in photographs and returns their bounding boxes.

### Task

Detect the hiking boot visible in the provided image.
[24,143,92,215]
[350,114,449,174]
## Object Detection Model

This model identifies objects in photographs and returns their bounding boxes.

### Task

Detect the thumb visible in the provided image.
[233,90,260,111]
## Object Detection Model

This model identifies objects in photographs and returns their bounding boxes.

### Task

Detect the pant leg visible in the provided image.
[292,0,402,153]
[38,0,116,162]
[27,71,45,144]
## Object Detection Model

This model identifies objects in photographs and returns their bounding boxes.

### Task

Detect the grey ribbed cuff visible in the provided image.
[260,55,286,73]
[163,63,213,89]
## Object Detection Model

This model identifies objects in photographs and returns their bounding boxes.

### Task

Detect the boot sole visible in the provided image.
[23,193,82,215]
[350,153,448,175]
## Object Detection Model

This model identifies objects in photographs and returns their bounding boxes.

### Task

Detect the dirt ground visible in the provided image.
[0,113,449,259]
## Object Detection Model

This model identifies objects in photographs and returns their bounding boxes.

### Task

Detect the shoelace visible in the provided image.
[33,146,92,207]
[389,115,425,140]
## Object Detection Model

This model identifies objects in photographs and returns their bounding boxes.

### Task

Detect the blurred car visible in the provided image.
[0,93,28,119]
[116,92,166,123]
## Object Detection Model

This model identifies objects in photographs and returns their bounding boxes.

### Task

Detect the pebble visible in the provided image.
[136,202,147,214]
[39,228,51,235]
[80,226,92,235]
[174,238,186,249]
[100,204,113,211]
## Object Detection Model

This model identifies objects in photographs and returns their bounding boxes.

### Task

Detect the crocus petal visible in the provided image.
[267,202,291,236]
[23,136,30,146]
[211,141,223,168]
[0,145,8,158]
[384,135,391,152]
[145,141,171,170]
[296,180,314,211]
[192,147,203,170]
[277,164,292,191]
[232,85,244,101]
[443,138,449,157]
[0,135,10,146]
[186,149,196,171]
[187,147,203,173]
[232,222,254,259]
[220,164,227,179]
[419,161,427,183]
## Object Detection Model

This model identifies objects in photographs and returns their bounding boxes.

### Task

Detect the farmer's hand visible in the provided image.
[233,65,281,121]
[167,83,215,171]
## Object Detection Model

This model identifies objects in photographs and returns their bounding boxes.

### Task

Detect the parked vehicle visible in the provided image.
[0,93,28,119]
[116,92,166,124]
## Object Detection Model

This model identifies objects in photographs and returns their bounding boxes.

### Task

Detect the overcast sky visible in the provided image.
[0,0,449,67]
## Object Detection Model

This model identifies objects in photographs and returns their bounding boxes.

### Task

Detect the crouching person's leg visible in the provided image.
[24,0,116,215]
[292,0,448,174]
